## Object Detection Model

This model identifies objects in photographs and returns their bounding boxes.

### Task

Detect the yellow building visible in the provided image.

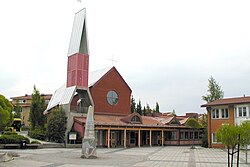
[11,94,52,126]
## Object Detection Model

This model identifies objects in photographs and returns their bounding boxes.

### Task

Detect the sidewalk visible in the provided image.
[1,146,249,167]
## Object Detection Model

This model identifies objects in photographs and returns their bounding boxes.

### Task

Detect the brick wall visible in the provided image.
[207,105,235,148]
[90,68,131,115]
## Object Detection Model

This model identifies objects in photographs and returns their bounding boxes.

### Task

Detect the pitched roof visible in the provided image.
[44,85,76,113]
[74,113,189,128]
[201,96,250,107]
[88,67,112,87]
[11,94,52,100]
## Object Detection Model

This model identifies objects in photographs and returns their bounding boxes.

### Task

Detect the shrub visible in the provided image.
[0,134,30,144]
[28,128,46,141]
[4,127,12,132]
[30,140,41,144]
[46,107,67,143]
[3,132,18,135]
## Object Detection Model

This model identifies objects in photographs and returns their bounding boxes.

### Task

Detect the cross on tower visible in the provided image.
[108,55,117,66]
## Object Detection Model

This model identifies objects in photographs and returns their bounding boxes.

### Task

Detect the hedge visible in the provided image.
[3,132,18,135]
[28,128,46,141]
[0,134,30,144]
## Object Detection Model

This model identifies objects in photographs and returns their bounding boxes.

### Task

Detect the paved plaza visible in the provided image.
[0,146,249,167]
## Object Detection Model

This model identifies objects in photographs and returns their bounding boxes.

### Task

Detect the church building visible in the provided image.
[44,8,203,148]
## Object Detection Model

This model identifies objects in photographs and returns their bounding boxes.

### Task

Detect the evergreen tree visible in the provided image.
[46,107,67,143]
[171,109,177,116]
[136,100,142,115]
[155,102,160,113]
[0,94,14,131]
[142,106,146,116]
[13,100,21,118]
[29,86,46,129]
[146,103,151,115]
[130,95,136,113]
[202,76,224,103]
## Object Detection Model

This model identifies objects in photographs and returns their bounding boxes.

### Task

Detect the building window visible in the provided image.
[190,132,193,139]
[211,107,229,119]
[131,116,141,124]
[166,131,177,140]
[107,90,119,106]
[180,132,185,139]
[237,106,248,117]
[18,99,26,103]
[212,133,217,143]
[185,132,189,139]
[221,108,229,118]
[194,132,199,139]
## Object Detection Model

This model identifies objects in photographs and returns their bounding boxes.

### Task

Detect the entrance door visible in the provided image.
[111,131,116,147]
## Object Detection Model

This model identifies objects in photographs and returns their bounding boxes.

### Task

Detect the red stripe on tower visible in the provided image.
[66,9,89,88]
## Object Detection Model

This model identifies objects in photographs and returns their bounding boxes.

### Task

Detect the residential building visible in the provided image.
[11,94,52,126]
[201,96,250,148]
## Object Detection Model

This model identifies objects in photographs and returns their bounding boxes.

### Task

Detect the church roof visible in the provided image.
[74,114,189,128]
[88,67,112,87]
[44,85,76,113]
[44,66,117,113]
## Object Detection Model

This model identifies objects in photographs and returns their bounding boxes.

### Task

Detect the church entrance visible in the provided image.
[141,130,150,146]
[129,131,138,147]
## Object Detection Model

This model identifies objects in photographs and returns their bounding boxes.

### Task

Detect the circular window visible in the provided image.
[107,91,119,106]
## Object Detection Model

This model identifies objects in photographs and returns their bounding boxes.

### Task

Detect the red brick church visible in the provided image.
[45,9,203,148]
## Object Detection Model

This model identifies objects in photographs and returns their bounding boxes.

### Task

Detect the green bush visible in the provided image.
[4,127,12,132]
[28,128,46,140]
[30,140,41,144]
[0,134,30,144]
[3,132,18,135]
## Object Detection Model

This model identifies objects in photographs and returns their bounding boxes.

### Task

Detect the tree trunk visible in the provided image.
[228,146,230,167]
[246,145,248,164]
[237,139,240,167]
[231,147,234,167]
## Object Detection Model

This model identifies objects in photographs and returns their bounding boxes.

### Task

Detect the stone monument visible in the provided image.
[81,105,97,158]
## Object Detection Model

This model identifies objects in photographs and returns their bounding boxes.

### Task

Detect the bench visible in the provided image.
[4,144,19,149]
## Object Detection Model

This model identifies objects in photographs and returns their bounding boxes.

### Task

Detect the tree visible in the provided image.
[146,103,151,115]
[202,76,224,103]
[186,118,200,149]
[200,114,208,147]
[13,100,21,118]
[130,96,136,114]
[171,109,177,116]
[239,121,250,164]
[29,86,46,129]
[136,100,142,115]
[216,124,240,167]
[155,102,160,113]
[46,107,67,143]
[142,106,146,116]
[0,94,14,131]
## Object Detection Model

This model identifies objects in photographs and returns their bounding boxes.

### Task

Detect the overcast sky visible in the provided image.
[1,0,250,115]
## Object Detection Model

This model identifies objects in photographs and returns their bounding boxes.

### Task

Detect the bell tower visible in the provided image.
[67,9,89,88]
